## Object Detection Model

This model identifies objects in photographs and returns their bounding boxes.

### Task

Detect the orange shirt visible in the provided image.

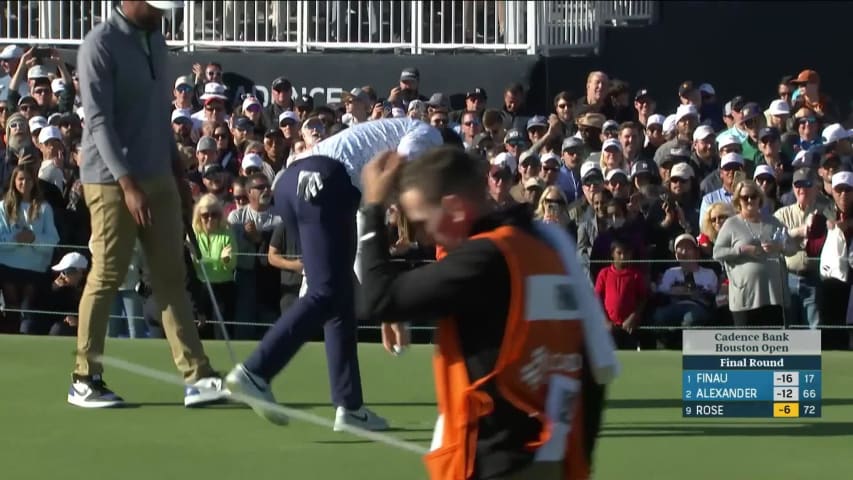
[424,225,589,480]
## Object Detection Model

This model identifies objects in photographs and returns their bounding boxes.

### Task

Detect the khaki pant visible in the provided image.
[75,176,214,382]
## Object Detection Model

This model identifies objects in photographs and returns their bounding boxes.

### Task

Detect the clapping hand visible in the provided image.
[14,228,35,244]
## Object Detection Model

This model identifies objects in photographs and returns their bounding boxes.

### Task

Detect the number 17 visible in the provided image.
[804,374,815,383]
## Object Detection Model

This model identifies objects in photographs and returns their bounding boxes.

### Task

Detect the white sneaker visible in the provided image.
[67,375,124,409]
[333,406,390,432]
[225,364,289,425]
[184,376,230,408]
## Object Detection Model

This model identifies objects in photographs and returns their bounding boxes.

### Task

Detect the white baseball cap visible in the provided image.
[146,1,184,9]
[675,104,699,123]
[171,109,191,123]
[38,125,63,144]
[241,153,264,171]
[647,114,666,127]
[692,125,715,142]
[242,96,262,112]
[199,82,227,101]
[51,78,65,93]
[0,45,23,60]
[832,171,853,189]
[491,152,518,173]
[601,138,622,153]
[28,116,48,132]
[716,133,740,150]
[580,161,602,180]
[662,114,678,135]
[670,163,694,179]
[605,168,629,182]
[278,110,299,125]
[540,152,560,166]
[822,123,852,144]
[27,65,50,80]
[397,124,443,161]
[768,99,790,116]
[753,164,776,180]
[52,252,89,272]
[698,83,715,96]
[720,152,745,169]
[174,75,193,90]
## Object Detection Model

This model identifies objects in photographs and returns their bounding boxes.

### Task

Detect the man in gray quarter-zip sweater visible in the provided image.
[68,0,228,410]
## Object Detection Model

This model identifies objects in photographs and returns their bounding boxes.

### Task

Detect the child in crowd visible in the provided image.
[594,240,648,348]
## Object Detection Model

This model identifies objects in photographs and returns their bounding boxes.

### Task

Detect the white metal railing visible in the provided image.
[0,1,656,55]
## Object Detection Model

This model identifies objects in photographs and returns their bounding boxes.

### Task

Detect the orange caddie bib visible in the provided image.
[424,226,589,480]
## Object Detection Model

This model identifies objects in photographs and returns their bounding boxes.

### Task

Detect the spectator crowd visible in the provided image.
[1,42,852,350]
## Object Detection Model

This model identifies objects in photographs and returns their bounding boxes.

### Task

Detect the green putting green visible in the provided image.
[1,336,850,479]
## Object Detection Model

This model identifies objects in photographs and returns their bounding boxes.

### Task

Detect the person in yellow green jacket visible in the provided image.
[191,193,237,339]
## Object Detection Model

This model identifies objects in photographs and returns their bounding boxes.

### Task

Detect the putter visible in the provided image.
[184,223,238,366]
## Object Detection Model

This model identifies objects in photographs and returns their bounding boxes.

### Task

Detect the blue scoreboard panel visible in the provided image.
[682,330,821,418]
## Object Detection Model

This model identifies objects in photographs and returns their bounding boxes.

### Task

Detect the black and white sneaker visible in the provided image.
[67,374,125,408]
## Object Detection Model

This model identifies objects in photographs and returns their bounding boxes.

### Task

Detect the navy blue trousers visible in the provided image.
[244,155,364,409]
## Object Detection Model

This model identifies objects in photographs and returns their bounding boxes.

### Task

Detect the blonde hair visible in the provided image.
[534,185,570,226]
[731,179,765,213]
[192,194,227,232]
[700,202,735,242]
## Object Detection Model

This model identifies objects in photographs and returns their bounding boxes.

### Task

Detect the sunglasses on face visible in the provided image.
[798,117,817,125]
[18,105,32,112]
[464,121,480,127]
[542,166,559,173]
[176,85,193,93]
[205,106,224,113]
[741,193,760,201]
[206,70,222,77]
[214,132,229,139]
[234,195,249,203]
[722,165,743,172]
[647,126,662,134]
[246,105,262,113]
[544,198,566,205]
[303,123,325,132]
[794,181,813,189]
[200,211,221,220]
[835,186,853,194]
[556,103,570,109]
[9,121,25,129]
[670,177,688,184]
[33,88,50,95]
[756,176,775,184]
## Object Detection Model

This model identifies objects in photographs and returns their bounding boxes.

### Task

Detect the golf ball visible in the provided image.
[393,345,406,355]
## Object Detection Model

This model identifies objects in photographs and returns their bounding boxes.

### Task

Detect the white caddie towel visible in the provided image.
[532,221,620,385]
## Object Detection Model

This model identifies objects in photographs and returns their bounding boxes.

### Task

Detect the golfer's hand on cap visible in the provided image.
[362,150,403,205]
[119,176,152,227]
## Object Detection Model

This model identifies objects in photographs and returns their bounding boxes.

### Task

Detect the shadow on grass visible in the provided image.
[607,398,853,409]
[601,422,853,437]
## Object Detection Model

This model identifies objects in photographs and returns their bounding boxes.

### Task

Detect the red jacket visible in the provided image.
[594,265,648,326]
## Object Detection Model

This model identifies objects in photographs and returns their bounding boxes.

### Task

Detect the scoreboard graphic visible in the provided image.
[682,330,821,418]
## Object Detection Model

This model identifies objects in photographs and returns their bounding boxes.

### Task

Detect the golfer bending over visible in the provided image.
[227,117,442,430]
